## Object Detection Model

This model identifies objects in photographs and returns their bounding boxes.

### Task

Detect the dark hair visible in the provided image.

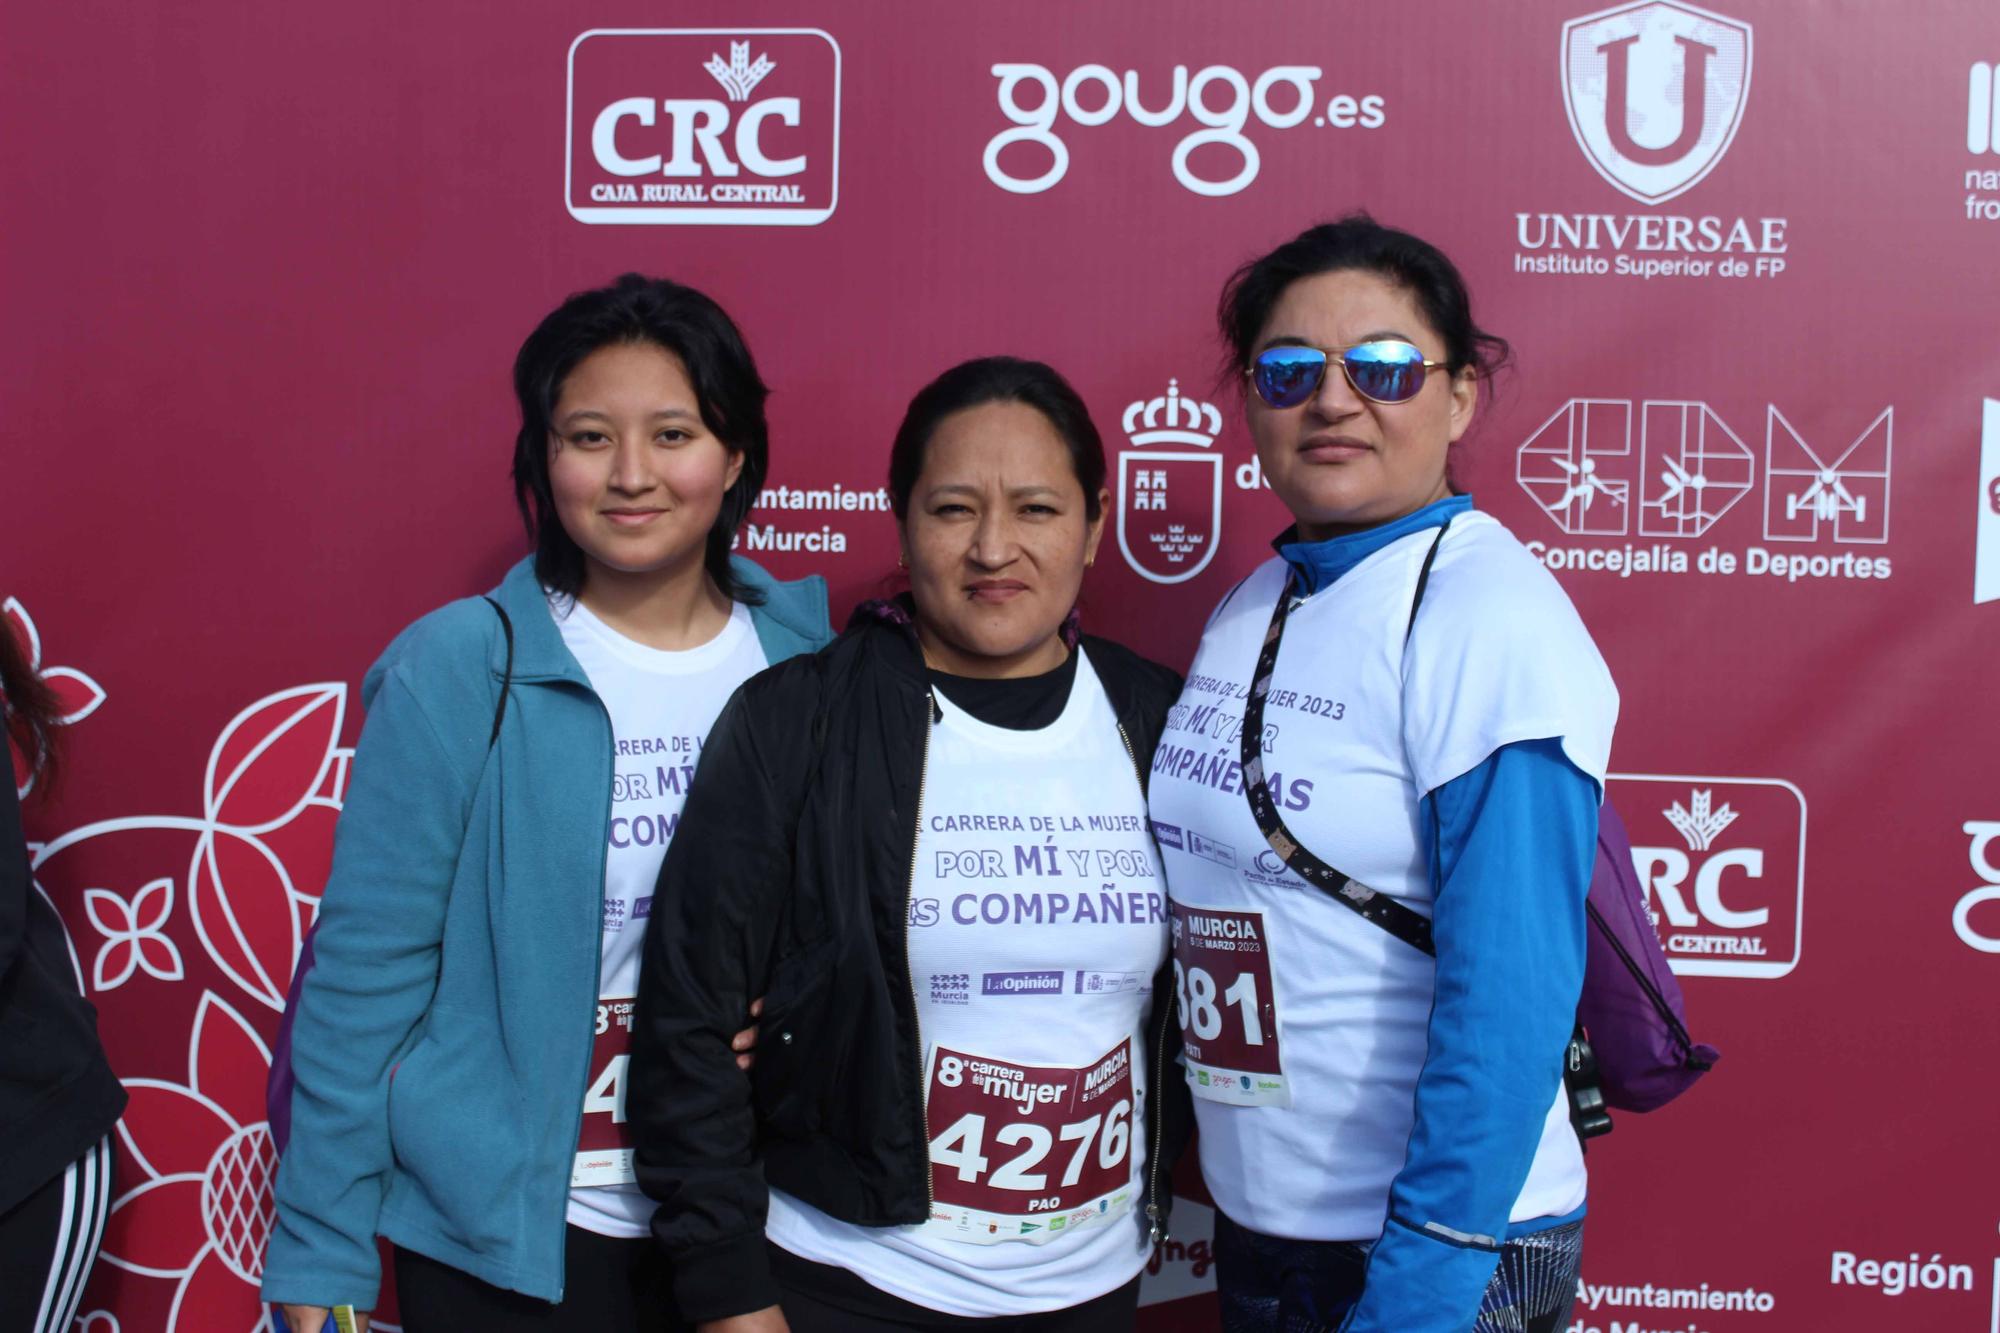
[887,357,1105,522]
[1,614,62,796]
[511,274,768,604]
[1218,213,1511,385]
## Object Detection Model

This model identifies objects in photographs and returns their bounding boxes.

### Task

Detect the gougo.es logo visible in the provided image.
[1955,821,2000,953]
[984,63,1384,197]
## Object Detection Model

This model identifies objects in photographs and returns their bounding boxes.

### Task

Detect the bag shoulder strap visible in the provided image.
[481,595,514,749]
[1239,520,1451,957]
[1404,522,1448,645]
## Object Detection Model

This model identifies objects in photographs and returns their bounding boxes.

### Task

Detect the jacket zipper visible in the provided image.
[904,692,936,1216]
[552,694,616,1300]
[1116,721,1171,1247]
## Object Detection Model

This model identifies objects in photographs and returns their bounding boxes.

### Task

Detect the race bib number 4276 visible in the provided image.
[921,1039,1138,1246]
[571,996,637,1187]
[1171,903,1289,1107]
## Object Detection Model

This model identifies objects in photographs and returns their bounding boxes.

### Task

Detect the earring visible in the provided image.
[897,553,908,569]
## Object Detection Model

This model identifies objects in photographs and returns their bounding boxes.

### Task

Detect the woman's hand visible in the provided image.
[698,1307,789,1333]
[276,1305,371,1333]
[730,996,765,1071]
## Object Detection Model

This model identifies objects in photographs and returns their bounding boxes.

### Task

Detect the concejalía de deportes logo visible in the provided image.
[567,29,840,225]
[1515,398,1895,584]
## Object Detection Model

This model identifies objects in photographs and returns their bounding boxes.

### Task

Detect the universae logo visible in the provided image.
[566,28,840,225]
[1561,1,1751,205]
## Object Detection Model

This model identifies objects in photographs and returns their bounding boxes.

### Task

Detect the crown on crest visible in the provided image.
[1122,378,1221,448]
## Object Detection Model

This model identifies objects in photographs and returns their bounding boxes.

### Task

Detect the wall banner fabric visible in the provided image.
[7,2,1997,1330]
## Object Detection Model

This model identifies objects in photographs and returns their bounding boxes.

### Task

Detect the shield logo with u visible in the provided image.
[1562,2,1752,205]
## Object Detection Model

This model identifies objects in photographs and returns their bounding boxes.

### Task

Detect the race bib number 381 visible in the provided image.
[1171,903,1289,1107]
[921,1039,1138,1246]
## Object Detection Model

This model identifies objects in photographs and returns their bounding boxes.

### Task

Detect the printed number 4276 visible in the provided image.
[931,1059,1131,1190]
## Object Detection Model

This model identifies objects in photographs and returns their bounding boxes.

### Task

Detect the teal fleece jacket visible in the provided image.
[261,556,832,1309]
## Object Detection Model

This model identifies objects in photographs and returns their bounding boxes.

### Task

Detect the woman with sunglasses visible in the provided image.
[1148,216,1616,1333]
[262,275,831,1333]
[627,357,1188,1333]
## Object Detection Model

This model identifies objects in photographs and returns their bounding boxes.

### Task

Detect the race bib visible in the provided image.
[571,995,637,1187]
[1171,903,1290,1107]
[920,1039,1139,1246]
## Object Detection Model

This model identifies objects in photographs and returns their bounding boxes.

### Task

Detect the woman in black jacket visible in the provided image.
[630,357,1189,1333]
[0,615,125,1333]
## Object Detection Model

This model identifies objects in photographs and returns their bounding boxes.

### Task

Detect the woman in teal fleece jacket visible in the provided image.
[262,276,832,1333]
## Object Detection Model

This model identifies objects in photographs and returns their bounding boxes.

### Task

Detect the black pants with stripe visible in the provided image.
[0,1136,114,1333]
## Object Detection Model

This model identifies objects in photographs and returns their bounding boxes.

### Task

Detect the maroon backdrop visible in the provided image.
[8,2,1998,1330]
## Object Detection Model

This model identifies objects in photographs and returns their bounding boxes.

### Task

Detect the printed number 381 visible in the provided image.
[1173,960,1265,1045]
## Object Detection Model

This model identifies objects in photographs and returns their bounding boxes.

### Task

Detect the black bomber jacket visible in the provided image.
[0,771,126,1215]
[629,602,1191,1323]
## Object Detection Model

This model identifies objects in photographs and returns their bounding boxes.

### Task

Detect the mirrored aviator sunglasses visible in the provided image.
[1247,340,1446,409]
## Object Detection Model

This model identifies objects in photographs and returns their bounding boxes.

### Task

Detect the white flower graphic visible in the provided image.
[83,877,186,990]
[5,597,108,799]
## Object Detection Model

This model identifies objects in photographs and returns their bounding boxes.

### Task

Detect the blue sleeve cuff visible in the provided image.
[1342,1216,1503,1333]
[1348,738,1596,1330]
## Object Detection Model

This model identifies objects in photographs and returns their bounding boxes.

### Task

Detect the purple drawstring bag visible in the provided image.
[1578,801,1720,1112]
[267,930,314,1151]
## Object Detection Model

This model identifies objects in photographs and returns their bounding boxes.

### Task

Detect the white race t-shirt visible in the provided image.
[766,649,1167,1316]
[1147,512,1617,1242]
[553,595,769,1238]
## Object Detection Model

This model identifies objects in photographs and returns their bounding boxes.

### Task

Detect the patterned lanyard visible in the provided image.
[1236,522,1451,957]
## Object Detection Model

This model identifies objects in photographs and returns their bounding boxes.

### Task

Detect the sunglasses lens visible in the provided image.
[1342,341,1429,403]
[1251,347,1327,407]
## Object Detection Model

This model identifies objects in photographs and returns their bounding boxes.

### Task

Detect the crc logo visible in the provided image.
[567,29,840,225]
[1977,399,2000,605]
[1518,399,1891,543]
[1954,822,2000,953]
[984,63,1384,198]
[1614,775,1805,978]
[1115,378,1224,584]
[1561,2,1752,204]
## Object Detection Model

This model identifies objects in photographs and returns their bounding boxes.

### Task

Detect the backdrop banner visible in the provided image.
[7,3,1998,1331]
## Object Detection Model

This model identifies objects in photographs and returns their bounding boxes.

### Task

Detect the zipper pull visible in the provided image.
[1146,1202,1164,1246]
